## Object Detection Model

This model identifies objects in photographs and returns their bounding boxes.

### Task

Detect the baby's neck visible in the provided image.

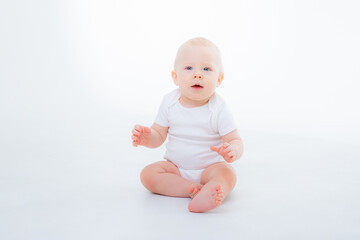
[179,95,211,108]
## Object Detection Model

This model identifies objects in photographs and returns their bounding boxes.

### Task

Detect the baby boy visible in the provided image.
[131,37,244,213]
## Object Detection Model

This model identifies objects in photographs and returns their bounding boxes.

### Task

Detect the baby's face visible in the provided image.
[172,44,223,105]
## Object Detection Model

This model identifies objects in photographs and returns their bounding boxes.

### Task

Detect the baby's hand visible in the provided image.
[131,124,151,147]
[210,142,235,163]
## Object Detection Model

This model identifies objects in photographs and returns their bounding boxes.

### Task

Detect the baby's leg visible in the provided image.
[188,162,236,213]
[140,161,202,198]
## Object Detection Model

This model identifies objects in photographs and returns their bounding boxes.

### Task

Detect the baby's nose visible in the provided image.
[193,73,203,79]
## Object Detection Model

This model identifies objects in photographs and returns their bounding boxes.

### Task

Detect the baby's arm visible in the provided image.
[132,123,168,148]
[210,130,243,163]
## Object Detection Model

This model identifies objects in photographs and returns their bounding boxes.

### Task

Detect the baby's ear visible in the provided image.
[172,71,178,86]
[217,72,224,87]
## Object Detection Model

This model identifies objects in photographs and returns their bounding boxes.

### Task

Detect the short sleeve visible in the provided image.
[154,96,169,127]
[217,103,237,136]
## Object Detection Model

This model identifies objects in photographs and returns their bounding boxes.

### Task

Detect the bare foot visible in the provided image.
[188,184,203,199]
[188,184,224,213]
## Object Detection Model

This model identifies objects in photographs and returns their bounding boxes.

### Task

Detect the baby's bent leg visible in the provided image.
[188,162,236,212]
[140,161,201,198]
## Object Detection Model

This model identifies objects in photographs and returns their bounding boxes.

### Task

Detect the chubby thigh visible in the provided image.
[140,160,199,197]
[141,160,181,178]
[200,162,237,193]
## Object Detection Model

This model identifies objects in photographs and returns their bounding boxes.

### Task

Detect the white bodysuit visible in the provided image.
[155,89,237,183]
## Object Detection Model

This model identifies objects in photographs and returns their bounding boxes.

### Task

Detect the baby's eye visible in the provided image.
[185,66,192,70]
[203,67,211,71]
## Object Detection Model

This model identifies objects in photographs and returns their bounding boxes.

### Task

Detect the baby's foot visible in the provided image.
[188,184,224,213]
[188,184,203,199]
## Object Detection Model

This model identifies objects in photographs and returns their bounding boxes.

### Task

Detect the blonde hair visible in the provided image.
[174,37,224,72]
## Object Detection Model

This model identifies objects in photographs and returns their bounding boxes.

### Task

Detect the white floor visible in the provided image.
[1,113,360,240]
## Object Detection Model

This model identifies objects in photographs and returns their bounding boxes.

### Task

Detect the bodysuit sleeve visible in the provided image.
[154,89,180,127]
[154,96,169,127]
[216,103,237,136]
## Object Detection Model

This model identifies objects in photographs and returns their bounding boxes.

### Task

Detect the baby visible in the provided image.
[131,37,243,213]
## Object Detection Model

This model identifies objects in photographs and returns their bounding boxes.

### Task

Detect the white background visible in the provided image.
[1,0,359,142]
[1,0,360,239]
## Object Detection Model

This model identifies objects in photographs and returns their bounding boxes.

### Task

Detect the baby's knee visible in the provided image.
[140,165,157,191]
[209,164,237,188]
[222,166,237,187]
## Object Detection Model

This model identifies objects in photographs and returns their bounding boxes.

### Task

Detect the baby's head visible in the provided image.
[173,37,224,73]
[172,37,224,105]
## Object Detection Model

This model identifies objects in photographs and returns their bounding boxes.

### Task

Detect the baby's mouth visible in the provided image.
[191,84,204,89]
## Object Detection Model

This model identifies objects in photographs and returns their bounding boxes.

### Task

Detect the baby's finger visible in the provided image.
[224,155,231,162]
[131,135,138,141]
[223,142,231,148]
[132,129,140,136]
[210,146,220,153]
[224,146,232,154]
[132,140,138,147]
[227,156,234,163]
[227,151,235,162]
[218,146,226,157]
[134,125,143,133]
[227,151,234,158]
